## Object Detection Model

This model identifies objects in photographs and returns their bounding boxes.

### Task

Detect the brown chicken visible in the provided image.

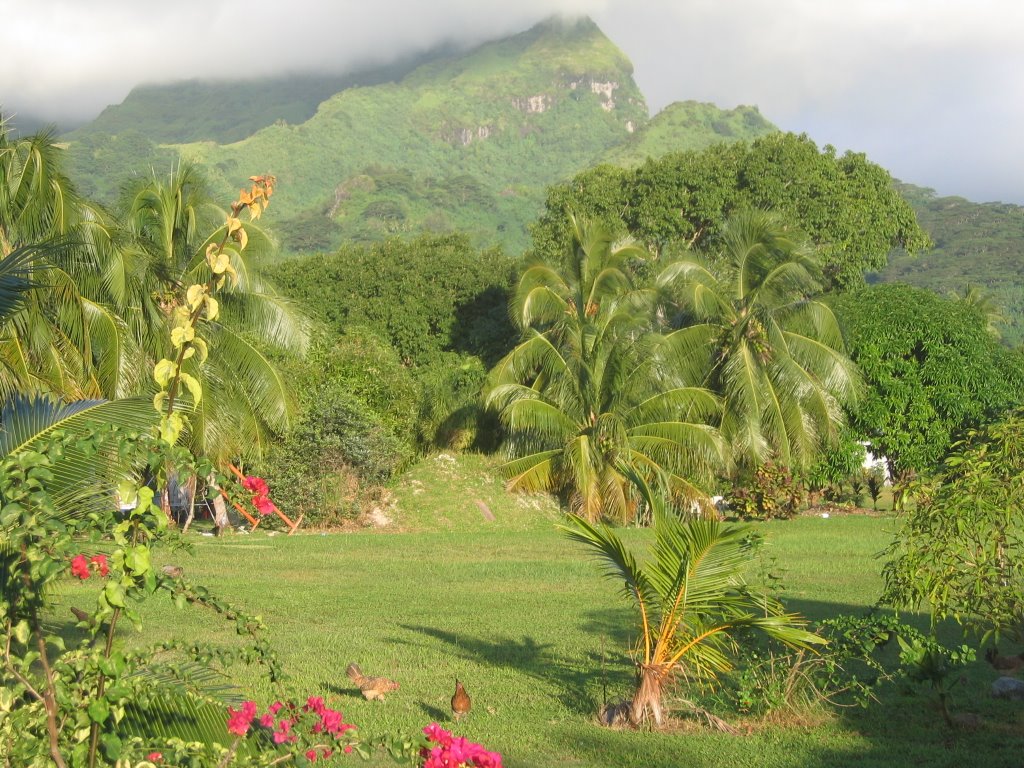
[346,662,399,700]
[451,679,471,720]
[70,606,94,628]
[985,647,1024,675]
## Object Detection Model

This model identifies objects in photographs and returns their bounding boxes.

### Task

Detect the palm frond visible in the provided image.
[0,393,158,517]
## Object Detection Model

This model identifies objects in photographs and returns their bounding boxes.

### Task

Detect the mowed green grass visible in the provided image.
[63,503,1024,767]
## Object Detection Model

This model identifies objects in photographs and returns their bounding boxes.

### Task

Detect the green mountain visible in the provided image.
[872,182,1024,345]
[599,100,775,167]
[68,49,456,146]
[61,16,778,255]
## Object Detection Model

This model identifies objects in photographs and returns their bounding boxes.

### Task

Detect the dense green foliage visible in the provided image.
[882,413,1024,642]
[831,283,1024,477]
[533,133,929,288]
[268,231,515,367]
[875,182,1024,346]
[257,330,418,526]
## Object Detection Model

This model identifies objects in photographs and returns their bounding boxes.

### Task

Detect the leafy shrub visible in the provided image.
[257,330,418,526]
[260,390,409,526]
[304,327,420,450]
[726,461,804,520]
[415,353,494,451]
[882,412,1024,641]
[268,232,517,368]
[806,430,866,503]
[730,613,975,720]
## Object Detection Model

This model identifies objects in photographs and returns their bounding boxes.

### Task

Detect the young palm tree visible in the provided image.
[657,209,860,473]
[487,216,723,522]
[561,469,823,727]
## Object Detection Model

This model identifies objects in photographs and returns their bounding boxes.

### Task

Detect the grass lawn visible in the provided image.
[60,458,1024,767]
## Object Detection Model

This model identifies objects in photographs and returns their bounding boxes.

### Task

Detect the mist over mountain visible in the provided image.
[60,17,774,254]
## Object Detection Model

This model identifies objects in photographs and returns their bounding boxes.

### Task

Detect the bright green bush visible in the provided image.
[257,329,419,526]
[267,231,516,368]
[414,353,499,451]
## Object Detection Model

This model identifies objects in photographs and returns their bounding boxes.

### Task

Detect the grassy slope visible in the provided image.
[59,453,1024,767]
[874,182,1024,346]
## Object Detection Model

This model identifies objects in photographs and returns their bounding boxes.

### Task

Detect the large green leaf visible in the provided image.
[0,393,159,518]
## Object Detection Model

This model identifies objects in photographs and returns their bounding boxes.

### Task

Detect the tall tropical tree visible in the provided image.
[657,209,860,473]
[113,164,308,462]
[487,216,722,522]
[0,122,132,399]
[561,469,823,727]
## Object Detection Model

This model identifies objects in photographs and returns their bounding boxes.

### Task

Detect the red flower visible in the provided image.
[90,554,109,577]
[305,749,318,762]
[272,718,297,744]
[226,701,257,736]
[70,555,90,580]
[253,494,275,516]
[145,753,162,763]
[242,475,269,496]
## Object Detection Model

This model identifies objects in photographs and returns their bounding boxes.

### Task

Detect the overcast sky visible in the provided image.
[3,0,1022,203]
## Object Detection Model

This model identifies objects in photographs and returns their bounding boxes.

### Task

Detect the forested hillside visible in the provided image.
[53,14,1024,337]
[874,182,1024,345]
[61,17,777,255]
[599,100,775,166]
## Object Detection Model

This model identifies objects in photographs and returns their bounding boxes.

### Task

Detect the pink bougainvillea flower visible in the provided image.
[268,701,284,715]
[226,701,258,736]
[305,749,318,762]
[90,554,110,577]
[70,555,90,580]
[272,717,297,744]
[259,713,275,728]
[421,723,502,768]
[305,696,325,714]
[253,494,275,515]
[242,476,269,496]
[145,753,162,763]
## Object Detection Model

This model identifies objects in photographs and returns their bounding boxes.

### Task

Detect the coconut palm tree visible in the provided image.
[487,216,723,523]
[0,122,133,399]
[561,469,823,727]
[113,164,308,462]
[657,209,860,473]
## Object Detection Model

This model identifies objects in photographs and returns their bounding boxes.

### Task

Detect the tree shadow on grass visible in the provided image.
[396,621,633,717]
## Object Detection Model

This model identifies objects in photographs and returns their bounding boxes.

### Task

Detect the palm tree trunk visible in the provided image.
[206,472,231,533]
[630,663,667,727]
[181,474,198,533]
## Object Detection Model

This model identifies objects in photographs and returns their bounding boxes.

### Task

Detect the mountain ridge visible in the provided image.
[60,15,778,253]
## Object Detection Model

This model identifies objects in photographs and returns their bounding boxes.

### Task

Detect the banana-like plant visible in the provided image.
[560,468,824,727]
